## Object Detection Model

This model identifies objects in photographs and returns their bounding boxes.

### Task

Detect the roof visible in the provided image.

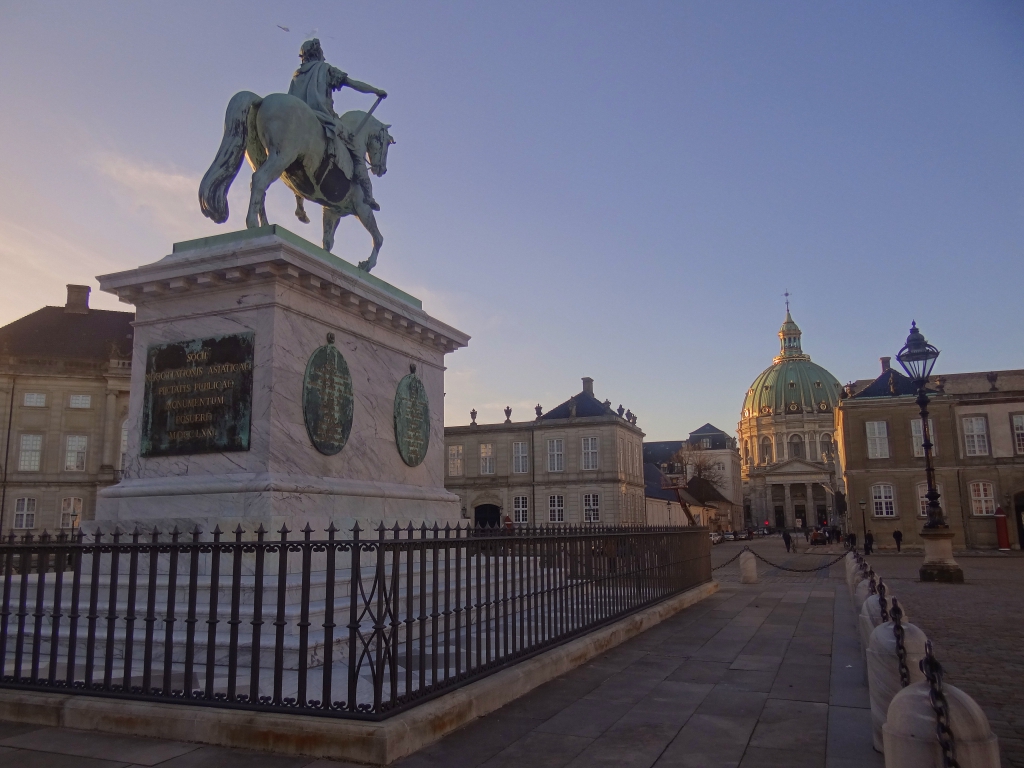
[845,367,1024,400]
[685,476,732,506]
[0,306,134,362]
[643,463,700,506]
[689,423,726,437]
[541,389,617,420]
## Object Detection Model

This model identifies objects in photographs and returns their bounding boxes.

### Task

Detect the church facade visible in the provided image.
[737,310,844,530]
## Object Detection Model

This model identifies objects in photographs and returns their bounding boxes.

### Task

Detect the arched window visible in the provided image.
[759,437,773,464]
[789,434,804,459]
[969,482,995,516]
[871,484,896,516]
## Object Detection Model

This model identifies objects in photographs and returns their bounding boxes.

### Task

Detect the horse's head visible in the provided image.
[366,123,395,177]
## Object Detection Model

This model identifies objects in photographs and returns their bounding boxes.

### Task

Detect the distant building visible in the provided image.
[0,286,133,535]
[737,309,844,530]
[642,462,694,526]
[443,378,646,526]
[644,423,743,530]
[837,359,1024,550]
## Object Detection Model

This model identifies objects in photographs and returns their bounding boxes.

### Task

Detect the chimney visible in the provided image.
[581,377,594,396]
[880,356,891,373]
[65,284,90,314]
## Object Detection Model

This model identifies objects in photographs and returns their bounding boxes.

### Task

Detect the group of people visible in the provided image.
[778,527,905,555]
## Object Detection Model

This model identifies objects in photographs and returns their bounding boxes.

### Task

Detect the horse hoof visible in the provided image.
[297,213,310,224]
[357,260,372,273]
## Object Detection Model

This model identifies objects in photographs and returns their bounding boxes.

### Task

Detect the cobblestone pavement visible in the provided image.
[0,540,880,767]
[857,549,1024,768]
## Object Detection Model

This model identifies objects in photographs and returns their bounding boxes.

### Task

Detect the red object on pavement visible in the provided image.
[995,506,1011,551]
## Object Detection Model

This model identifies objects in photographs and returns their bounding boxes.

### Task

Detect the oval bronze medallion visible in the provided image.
[303,334,354,455]
[394,364,430,467]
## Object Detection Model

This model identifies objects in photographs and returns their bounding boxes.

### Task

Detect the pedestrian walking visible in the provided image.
[849,532,857,551]
[864,531,874,555]
[804,529,810,543]
[893,529,903,553]
[782,530,792,553]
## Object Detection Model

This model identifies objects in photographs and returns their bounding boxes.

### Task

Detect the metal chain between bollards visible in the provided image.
[713,546,846,573]
[891,597,911,688]
[877,579,890,622]
[921,640,960,768]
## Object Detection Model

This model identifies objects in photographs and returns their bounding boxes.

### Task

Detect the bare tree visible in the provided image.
[670,444,725,493]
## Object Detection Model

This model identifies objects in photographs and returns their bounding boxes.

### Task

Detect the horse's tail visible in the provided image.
[199,91,263,223]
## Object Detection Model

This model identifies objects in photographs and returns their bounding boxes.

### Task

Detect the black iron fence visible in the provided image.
[0,523,710,720]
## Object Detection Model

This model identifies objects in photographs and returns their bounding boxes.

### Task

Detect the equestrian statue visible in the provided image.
[199,39,394,272]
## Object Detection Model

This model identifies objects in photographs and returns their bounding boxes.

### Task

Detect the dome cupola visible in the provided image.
[775,310,808,363]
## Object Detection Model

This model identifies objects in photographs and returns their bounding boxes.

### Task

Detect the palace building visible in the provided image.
[737,309,844,529]
[0,286,133,535]
[443,378,647,526]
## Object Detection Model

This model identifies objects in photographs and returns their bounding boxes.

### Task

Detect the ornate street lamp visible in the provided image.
[895,322,963,583]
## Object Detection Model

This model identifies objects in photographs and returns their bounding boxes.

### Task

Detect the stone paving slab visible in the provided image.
[0,539,889,767]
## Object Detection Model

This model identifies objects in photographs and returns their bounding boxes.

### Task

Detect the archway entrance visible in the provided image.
[474,503,501,528]
[1014,492,1024,549]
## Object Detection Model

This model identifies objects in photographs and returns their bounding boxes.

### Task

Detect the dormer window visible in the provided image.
[788,382,795,389]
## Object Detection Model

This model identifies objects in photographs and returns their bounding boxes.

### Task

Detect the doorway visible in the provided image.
[474,504,501,528]
[774,506,785,529]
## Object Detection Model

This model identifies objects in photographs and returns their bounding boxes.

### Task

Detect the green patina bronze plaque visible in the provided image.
[141,332,254,457]
[394,364,430,467]
[303,334,354,455]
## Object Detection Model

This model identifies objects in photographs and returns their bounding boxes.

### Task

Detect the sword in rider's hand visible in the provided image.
[351,92,387,143]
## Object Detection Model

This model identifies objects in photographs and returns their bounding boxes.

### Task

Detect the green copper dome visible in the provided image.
[741,311,842,418]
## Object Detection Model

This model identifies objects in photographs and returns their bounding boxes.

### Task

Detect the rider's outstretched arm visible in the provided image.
[343,77,386,98]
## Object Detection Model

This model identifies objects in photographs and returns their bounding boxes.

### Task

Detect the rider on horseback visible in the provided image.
[289,38,386,211]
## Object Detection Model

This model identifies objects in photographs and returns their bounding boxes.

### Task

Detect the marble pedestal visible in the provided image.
[95,225,469,536]
[919,528,964,583]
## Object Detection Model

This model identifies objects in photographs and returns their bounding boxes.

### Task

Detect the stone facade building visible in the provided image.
[837,360,1024,550]
[644,424,743,530]
[0,286,133,535]
[737,310,844,530]
[443,378,646,526]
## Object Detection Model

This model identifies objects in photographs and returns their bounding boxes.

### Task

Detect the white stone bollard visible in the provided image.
[849,562,869,600]
[859,589,902,655]
[844,551,858,581]
[883,681,1000,767]
[740,550,758,584]
[867,620,927,752]
[853,570,876,613]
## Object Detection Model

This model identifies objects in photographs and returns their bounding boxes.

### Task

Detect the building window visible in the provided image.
[479,443,494,475]
[513,495,529,524]
[61,497,82,529]
[759,437,772,464]
[917,483,943,518]
[69,394,92,409]
[22,393,46,408]
[700,438,711,449]
[866,421,889,459]
[512,441,529,473]
[911,418,937,458]
[13,498,36,530]
[18,434,43,471]
[962,417,989,457]
[548,495,564,523]
[820,434,833,460]
[1013,415,1024,455]
[447,445,463,476]
[65,435,88,471]
[547,439,564,472]
[583,493,600,523]
[969,481,996,516]
[581,437,599,470]
[871,484,896,517]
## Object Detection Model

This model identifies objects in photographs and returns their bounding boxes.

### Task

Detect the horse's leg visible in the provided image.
[322,207,342,252]
[353,199,383,272]
[295,196,310,224]
[246,150,290,229]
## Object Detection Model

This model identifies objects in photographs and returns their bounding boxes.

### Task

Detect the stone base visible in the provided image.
[919,528,964,584]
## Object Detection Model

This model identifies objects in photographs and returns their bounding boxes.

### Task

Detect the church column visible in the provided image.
[783,484,794,529]
[805,482,815,527]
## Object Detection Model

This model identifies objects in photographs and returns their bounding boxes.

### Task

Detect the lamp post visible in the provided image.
[858,499,867,544]
[895,322,963,583]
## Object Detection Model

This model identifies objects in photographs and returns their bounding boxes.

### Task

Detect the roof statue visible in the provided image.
[199,39,394,273]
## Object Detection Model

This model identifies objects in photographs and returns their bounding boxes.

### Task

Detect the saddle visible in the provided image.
[314,129,355,186]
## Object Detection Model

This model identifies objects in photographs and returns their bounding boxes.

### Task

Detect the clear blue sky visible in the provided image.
[0,2,1021,439]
